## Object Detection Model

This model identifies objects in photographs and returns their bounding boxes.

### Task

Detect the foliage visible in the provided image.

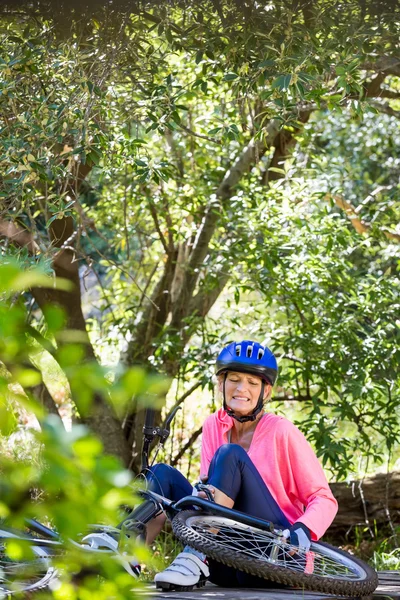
[0,0,399,482]
[252,187,399,479]
[0,262,166,598]
[373,546,400,571]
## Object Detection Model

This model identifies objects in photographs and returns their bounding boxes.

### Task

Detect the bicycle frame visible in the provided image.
[118,488,277,536]
[25,519,60,540]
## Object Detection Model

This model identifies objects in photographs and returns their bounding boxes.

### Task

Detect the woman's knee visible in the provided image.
[148,463,170,477]
[213,443,247,463]
[146,463,174,495]
[147,463,192,501]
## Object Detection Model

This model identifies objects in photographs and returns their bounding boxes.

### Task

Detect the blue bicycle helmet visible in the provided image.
[216,340,278,423]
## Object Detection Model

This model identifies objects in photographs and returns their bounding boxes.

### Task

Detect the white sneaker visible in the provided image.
[154,551,209,590]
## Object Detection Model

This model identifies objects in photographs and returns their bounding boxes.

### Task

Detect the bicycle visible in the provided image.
[1,408,379,597]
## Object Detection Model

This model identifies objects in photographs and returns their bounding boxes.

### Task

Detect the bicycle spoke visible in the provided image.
[187,517,363,581]
[0,543,55,593]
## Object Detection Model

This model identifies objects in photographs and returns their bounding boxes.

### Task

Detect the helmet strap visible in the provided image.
[223,373,265,423]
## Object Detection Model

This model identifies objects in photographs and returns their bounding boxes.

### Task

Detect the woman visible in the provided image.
[144,340,338,590]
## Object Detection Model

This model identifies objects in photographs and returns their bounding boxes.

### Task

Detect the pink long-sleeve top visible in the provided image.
[200,408,338,541]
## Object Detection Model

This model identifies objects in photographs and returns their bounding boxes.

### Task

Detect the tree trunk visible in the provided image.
[2,215,132,466]
[33,218,131,466]
[31,382,63,422]
[328,471,400,536]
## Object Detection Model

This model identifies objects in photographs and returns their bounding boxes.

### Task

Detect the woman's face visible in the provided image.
[219,371,270,417]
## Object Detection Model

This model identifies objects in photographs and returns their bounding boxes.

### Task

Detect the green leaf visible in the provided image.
[46,214,60,227]
[171,110,181,125]
[268,167,286,175]
[15,368,42,387]
[207,127,223,135]
[258,59,276,68]
[8,57,22,67]
[0,399,18,436]
[271,74,292,90]
[0,263,72,293]
[43,305,66,332]
[223,72,239,81]
[86,150,101,166]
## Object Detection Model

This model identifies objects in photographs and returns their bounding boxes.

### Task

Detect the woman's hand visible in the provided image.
[197,484,216,500]
[282,523,311,555]
[194,479,216,501]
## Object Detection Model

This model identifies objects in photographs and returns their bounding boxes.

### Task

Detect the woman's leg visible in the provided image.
[207,443,291,527]
[143,463,193,543]
[206,444,291,588]
[145,463,194,501]
[145,464,209,589]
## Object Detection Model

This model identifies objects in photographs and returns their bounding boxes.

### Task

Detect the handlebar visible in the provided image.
[141,405,182,472]
[143,408,157,436]
[164,405,182,429]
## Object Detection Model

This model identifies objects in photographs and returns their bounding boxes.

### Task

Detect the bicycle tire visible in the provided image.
[171,510,378,597]
[0,528,57,596]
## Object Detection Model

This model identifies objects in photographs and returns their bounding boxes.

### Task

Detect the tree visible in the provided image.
[1,0,399,475]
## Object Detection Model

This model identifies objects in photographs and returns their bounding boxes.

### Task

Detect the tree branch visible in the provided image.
[26,325,58,357]
[381,228,400,243]
[278,353,305,364]
[364,72,386,98]
[362,56,400,77]
[0,218,40,254]
[148,200,170,255]
[167,381,202,415]
[178,123,221,144]
[330,194,370,235]
[271,393,312,402]
[170,426,203,467]
[262,110,312,184]
[374,90,400,100]
[1,217,131,462]
[188,270,231,319]
[169,121,281,333]
[300,0,315,29]
[327,194,400,242]
[124,246,179,365]
[137,261,160,312]
[369,101,400,120]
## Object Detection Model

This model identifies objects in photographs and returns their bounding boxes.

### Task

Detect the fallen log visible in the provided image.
[327,470,400,537]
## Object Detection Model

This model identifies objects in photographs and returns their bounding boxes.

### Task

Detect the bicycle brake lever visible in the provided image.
[164,406,182,430]
[195,483,215,503]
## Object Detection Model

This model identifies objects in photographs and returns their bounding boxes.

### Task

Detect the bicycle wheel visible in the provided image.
[172,511,378,597]
[0,528,57,596]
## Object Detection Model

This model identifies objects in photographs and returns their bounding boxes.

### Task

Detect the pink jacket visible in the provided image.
[200,408,338,540]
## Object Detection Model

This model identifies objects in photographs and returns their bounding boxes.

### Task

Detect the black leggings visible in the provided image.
[147,444,291,588]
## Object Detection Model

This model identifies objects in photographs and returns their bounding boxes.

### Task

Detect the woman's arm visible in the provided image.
[200,416,214,479]
[285,423,338,540]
